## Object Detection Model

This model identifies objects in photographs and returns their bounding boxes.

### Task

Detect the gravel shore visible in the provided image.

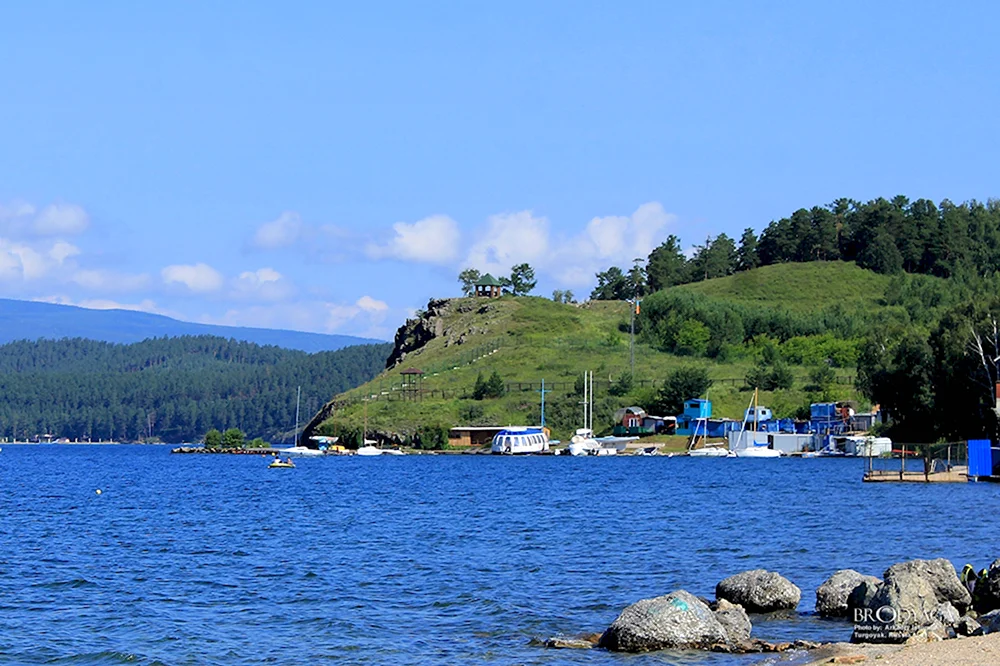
[798,634,1000,665]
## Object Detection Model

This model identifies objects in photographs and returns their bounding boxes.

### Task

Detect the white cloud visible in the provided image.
[366,215,461,264]
[461,202,675,288]
[49,241,81,264]
[356,295,388,313]
[33,204,90,236]
[546,201,673,285]
[323,295,391,331]
[71,269,150,292]
[199,296,392,339]
[161,263,224,293]
[465,211,550,277]
[0,202,36,219]
[0,238,82,283]
[251,211,302,249]
[232,267,294,301]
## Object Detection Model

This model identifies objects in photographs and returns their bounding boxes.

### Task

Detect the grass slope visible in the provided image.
[315,263,893,443]
[675,261,889,311]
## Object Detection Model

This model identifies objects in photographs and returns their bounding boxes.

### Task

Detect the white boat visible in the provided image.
[689,445,729,457]
[381,448,406,456]
[356,439,383,456]
[274,445,327,457]
[733,443,781,458]
[686,413,729,457]
[565,371,619,456]
[730,388,782,458]
[567,428,611,456]
[491,427,550,454]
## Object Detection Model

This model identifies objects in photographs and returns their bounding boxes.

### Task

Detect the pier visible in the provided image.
[862,442,968,483]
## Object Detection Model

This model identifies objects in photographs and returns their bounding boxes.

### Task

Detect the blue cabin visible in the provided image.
[676,399,712,436]
[684,399,712,419]
[745,406,773,423]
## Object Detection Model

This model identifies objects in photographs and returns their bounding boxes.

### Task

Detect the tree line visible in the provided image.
[0,336,391,442]
[592,196,1000,300]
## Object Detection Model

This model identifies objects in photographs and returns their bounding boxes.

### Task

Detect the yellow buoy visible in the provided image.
[95,489,102,495]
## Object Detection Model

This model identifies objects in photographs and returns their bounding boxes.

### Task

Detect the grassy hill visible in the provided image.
[675,261,889,311]
[305,262,898,446]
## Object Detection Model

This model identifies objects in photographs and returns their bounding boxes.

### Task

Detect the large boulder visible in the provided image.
[713,599,752,645]
[883,559,971,613]
[716,570,801,613]
[850,559,968,644]
[599,590,730,652]
[851,574,939,644]
[847,577,881,616]
[816,570,881,618]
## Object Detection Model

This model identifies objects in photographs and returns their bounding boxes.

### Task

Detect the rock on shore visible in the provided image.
[712,598,752,644]
[816,569,881,617]
[599,590,732,652]
[716,569,801,613]
[851,558,969,644]
[883,559,971,612]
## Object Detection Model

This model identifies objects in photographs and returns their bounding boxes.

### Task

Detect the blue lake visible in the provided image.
[1,445,997,665]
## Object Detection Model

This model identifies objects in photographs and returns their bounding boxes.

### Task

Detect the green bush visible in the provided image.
[473,370,506,400]
[651,366,713,416]
[413,424,450,450]
[222,428,245,449]
[204,428,222,448]
[675,320,710,356]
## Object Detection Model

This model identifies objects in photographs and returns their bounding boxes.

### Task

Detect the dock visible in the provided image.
[863,466,969,483]
[862,441,969,483]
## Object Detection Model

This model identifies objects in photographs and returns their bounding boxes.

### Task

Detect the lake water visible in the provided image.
[1,445,997,665]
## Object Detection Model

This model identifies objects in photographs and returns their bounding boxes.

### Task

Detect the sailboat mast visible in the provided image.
[582,371,588,432]
[589,370,594,436]
[294,385,301,447]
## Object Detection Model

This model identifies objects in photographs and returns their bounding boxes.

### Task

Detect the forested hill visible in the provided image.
[0,336,392,443]
[0,298,381,352]
[592,196,1000,301]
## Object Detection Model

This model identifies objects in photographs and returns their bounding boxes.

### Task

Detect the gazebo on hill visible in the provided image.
[474,274,502,298]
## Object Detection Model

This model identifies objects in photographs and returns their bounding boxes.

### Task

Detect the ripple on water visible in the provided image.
[2,447,1000,665]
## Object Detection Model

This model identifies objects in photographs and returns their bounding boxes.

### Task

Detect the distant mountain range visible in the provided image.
[0,299,383,352]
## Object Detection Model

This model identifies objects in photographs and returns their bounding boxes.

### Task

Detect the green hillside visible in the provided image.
[305,262,911,446]
[675,261,889,311]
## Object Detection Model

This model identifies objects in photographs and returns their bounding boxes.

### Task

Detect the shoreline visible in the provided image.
[790,634,1000,665]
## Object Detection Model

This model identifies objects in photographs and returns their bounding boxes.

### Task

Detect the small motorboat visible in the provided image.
[268,458,296,468]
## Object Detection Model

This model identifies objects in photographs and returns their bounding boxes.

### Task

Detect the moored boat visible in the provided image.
[491,427,550,454]
[729,388,782,458]
[356,440,384,456]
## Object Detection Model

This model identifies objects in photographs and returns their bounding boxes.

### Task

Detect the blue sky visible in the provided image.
[1,1,997,339]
